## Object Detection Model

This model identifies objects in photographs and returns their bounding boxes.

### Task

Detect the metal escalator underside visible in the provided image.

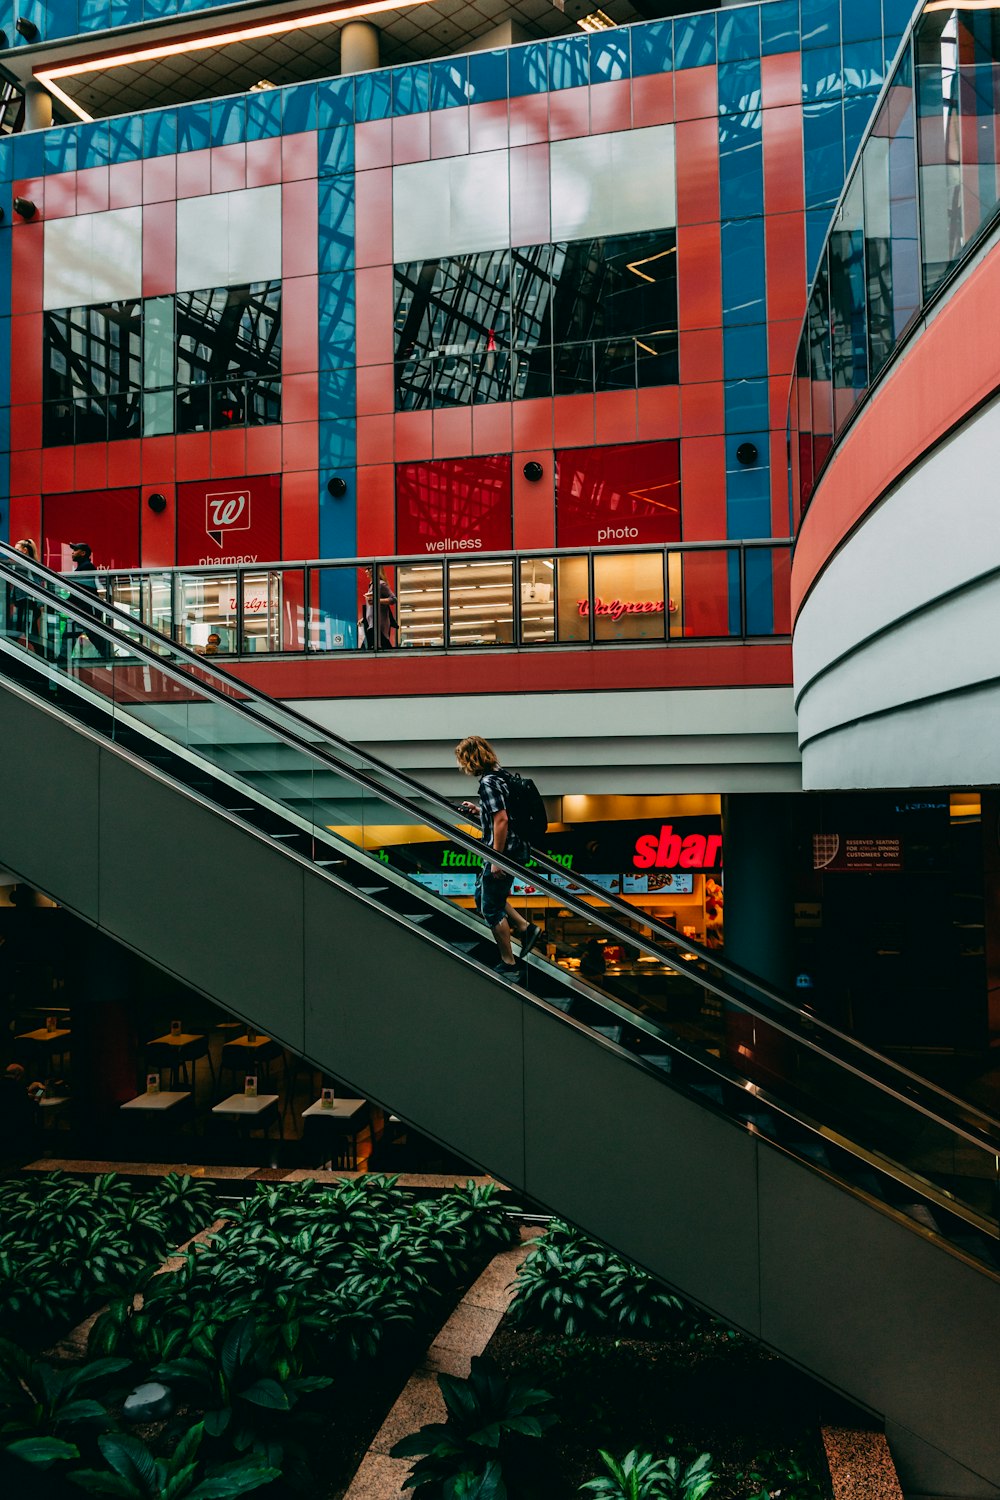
[2,651,1000,1497]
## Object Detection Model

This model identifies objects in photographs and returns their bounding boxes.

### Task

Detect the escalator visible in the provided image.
[2,546,1000,1496]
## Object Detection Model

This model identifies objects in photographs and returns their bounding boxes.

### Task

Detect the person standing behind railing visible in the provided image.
[7,539,42,651]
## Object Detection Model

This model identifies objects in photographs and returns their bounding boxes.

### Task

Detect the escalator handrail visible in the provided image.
[4,545,1000,1154]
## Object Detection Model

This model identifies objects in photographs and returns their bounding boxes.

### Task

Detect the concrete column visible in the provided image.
[721,793,796,993]
[340,21,379,75]
[24,81,52,131]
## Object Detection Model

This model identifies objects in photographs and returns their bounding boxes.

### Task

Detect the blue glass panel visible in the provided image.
[761,0,798,55]
[43,126,78,173]
[721,216,766,324]
[319,472,357,561]
[509,42,548,96]
[843,38,884,95]
[176,106,210,154]
[802,98,846,206]
[247,89,282,141]
[725,450,771,537]
[107,115,143,163]
[283,84,318,134]
[723,322,768,379]
[392,63,429,115]
[717,6,760,63]
[631,20,672,77]
[318,177,355,272]
[0,137,13,184]
[12,130,43,179]
[110,0,143,24]
[548,35,589,91]
[431,57,470,110]
[355,70,392,122]
[79,0,106,27]
[318,125,354,177]
[802,44,843,102]
[842,0,882,44]
[211,96,245,148]
[717,58,761,115]
[724,376,770,431]
[317,76,355,128]
[144,0,176,17]
[320,418,357,468]
[143,109,178,158]
[843,91,881,165]
[801,0,840,50]
[806,206,836,280]
[674,11,715,70]
[319,368,356,419]
[590,29,630,83]
[719,139,764,219]
[883,0,920,43]
[77,121,111,169]
[467,48,508,104]
[318,274,356,366]
[744,547,775,633]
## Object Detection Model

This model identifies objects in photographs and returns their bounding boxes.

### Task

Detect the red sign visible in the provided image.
[812,835,903,873]
[176,474,281,565]
[578,597,672,620]
[43,488,141,572]
[556,440,681,548]
[396,456,512,554]
[633,825,723,871]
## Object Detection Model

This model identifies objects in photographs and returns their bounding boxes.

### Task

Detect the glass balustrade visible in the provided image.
[1,544,998,1248]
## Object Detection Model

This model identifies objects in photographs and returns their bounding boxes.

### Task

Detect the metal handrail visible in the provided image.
[3,543,1000,1156]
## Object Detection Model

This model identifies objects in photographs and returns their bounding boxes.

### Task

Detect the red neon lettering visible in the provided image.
[632,825,723,870]
[577,597,665,619]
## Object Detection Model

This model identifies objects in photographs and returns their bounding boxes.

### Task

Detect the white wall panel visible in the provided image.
[393,153,509,262]
[794,390,1000,788]
[177,186,281,293]
[44,208,142,310]
[551,125,676,241]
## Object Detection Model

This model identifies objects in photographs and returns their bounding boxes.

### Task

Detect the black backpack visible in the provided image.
[500,771,548,845]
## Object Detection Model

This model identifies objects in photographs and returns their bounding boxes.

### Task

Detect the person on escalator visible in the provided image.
[455,735,541,978]
[63,541,110,662]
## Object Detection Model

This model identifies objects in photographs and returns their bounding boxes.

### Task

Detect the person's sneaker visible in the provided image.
[520,923,542,958]
[494,961,520,977]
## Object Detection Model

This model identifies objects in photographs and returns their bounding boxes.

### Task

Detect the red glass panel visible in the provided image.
[555,440,681,548]
[175,473,281,566]
[395,454,512,555]
[43,488,140,572]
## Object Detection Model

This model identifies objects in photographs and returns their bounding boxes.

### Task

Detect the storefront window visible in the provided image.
[556,440,682,548]
[42,283,281,446]
[591,552,669,642]
[519,558,556,644]
[447,558,515,647]
[393,228,677,410]
[396,562,445,647]
[396,454,512,554]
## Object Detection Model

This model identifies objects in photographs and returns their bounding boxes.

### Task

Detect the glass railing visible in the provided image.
[1,544,998,1255]
[80,540,792,659]
[790,4,1000,522]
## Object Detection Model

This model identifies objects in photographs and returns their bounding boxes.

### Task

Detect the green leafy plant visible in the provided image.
[507,1243,611,1335]
[581,1447,715,1500]
[147,1175,216,1244]
[739,1449,825,1500]
[153,1315,331,1454]
[69,1421,279,1498]
[391,1356,555,1498]
[0,1337,129,1450]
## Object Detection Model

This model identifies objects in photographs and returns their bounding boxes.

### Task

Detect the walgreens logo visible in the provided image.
[633,825,723,871]
[206,490,251,548]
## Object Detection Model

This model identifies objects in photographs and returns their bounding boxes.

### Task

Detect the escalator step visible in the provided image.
[690,1081,725,1107]
[638,1053,672,1072]
[356,886,389,897]
[593,1025,623,1043]
[792,1140,832,1169]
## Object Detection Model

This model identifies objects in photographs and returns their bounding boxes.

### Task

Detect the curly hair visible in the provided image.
[454,735,499,778]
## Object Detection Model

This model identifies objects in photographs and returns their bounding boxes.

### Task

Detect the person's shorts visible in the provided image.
[477,867,514,929]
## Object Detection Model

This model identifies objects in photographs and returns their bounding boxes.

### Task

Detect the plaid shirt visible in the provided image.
[477,770,528,862]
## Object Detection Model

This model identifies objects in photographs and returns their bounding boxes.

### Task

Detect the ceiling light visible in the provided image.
[577,9,615,31]
[35,0,439,123]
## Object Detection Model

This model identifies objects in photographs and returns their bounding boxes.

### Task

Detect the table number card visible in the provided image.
[247,1028,258,1045]
[170,1019,182,1036]
[147,1072,160,1095]
[321,1087,335,1109]
[45,1015,57,1033]
[244,1074,258,1098]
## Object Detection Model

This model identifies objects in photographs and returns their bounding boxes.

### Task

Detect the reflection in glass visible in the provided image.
[591,553,668,642]
[394,229,678,410]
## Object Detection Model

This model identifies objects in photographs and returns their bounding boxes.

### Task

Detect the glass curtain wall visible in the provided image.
[790,5,1000,520]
